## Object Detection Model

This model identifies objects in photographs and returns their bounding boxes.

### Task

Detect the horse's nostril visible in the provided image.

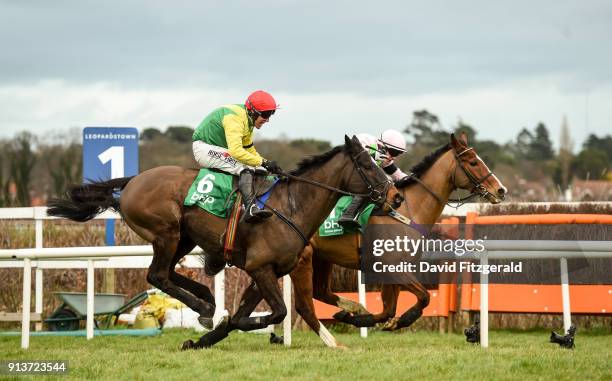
[497,188,505,195]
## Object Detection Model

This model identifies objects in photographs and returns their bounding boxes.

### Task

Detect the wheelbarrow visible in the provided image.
[45,291,150,331]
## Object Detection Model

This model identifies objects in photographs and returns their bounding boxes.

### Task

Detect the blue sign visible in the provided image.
[83,127,139,245]
[83,127,139,182]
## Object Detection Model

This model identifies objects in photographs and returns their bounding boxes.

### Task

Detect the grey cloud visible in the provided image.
[1,0,611,94]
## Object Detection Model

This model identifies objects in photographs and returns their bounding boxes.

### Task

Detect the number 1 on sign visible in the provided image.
[98,146,124,179]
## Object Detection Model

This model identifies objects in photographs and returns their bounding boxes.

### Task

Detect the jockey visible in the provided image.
[337,129,408,228]
[192,90,282,223]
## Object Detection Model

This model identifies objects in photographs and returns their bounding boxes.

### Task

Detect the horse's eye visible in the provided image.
[470,161,478,166]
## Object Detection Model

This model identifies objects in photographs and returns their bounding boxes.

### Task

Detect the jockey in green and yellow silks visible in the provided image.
[192,90,282,223]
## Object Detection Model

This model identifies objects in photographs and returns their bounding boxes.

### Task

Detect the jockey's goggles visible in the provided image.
[258,109,275,119]
[386,146,405,158]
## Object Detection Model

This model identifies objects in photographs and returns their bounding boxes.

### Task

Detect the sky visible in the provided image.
[1,0,611,150]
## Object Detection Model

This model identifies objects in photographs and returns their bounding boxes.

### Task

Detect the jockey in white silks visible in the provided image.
[337,129,408,228]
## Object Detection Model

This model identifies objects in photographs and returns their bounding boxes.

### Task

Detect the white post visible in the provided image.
[560,257,572,333]
[21,258,32,349]
[480,253,489,348]
[86,260,95,339]
[213,269,225,324]
[35,267,43,332]
[283,275,292,346]
[35,213,44,332]
[357,270,367,338]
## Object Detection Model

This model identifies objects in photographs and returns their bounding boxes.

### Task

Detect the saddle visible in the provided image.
[184,168,281,266]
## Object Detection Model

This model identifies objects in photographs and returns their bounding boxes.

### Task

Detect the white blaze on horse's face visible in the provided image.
[476,153,507,196]
[470,152,507,204]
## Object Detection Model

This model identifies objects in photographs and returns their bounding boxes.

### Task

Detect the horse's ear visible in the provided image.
[344,135,352,148]
[450,133,463,150]
[350,135,362,153]
[344,135,359,153]
[459,132,468,145]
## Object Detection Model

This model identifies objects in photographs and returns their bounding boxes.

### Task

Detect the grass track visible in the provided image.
[1,328,610,380]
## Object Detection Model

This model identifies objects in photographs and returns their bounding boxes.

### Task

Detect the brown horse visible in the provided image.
[47,135,402,349]
[289,133,507,347]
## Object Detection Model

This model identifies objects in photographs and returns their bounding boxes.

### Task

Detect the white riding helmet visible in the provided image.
[379,129,407,157]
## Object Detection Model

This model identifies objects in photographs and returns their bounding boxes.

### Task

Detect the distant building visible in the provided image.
[572,180,612,201]
[511,178,550,201]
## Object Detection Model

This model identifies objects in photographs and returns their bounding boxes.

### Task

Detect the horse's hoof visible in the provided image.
[198,316,214,330]
[181,340,196,351]
[382,317,399,331]
[333,310,350,322]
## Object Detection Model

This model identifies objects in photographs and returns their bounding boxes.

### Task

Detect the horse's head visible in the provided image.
[449,133,507,204]
[343,135,403,210]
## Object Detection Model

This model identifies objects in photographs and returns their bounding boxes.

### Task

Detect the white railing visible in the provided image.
[2,206,611,349]
[425,240,612,347]
[0,207,291,349]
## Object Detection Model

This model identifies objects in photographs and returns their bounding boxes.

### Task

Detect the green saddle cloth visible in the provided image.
[318,195,376,237]
[184,169,238,218]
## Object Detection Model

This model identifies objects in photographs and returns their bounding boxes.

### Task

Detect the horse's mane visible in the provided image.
[290,145,345,176]
[395,143,451,189]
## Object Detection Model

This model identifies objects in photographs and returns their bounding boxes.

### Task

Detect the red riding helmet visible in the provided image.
[245,90,278,112]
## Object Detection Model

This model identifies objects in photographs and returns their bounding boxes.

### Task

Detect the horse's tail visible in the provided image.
[47,177,134,222]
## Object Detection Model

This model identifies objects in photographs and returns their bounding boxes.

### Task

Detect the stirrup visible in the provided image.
[244,204,272,223]
[338,215,360,229]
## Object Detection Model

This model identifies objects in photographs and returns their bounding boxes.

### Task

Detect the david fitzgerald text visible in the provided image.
[371,261,523,275]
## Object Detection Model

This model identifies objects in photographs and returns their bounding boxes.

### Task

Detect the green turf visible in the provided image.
[0,329,610,380]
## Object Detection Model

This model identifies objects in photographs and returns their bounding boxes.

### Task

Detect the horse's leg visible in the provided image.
[369,284,400,323]
[233,266,287,331]
[312,255,368,315]
[146,236,216,327]
[168,238,216,327]
[382,278,430,331]
[291,245,339,348]
[184,265,286,349]
[182,279,262,350]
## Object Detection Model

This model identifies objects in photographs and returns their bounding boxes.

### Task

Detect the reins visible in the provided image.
[258,148,392,246]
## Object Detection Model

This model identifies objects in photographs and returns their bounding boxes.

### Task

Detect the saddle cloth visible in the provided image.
[318,195,376,237]
[183,168,277,218]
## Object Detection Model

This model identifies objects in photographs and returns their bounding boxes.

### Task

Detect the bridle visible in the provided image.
[451,147,495,203]
[407,146,498,208]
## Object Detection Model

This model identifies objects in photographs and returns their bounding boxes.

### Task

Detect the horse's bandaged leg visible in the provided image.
[195,316,230,348]
[236,315,270,331]
[333,310,376,327]
[395,307,423,329]
[318,321,338,348]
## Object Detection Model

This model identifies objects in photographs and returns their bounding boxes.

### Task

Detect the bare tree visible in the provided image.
[8,132,37,206]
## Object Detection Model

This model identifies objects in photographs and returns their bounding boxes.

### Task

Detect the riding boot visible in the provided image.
[239,169,273,223]
[337,196,366,229]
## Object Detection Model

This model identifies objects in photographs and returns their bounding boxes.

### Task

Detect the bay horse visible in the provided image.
[47,135,402,349]
[289,133,507,347]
